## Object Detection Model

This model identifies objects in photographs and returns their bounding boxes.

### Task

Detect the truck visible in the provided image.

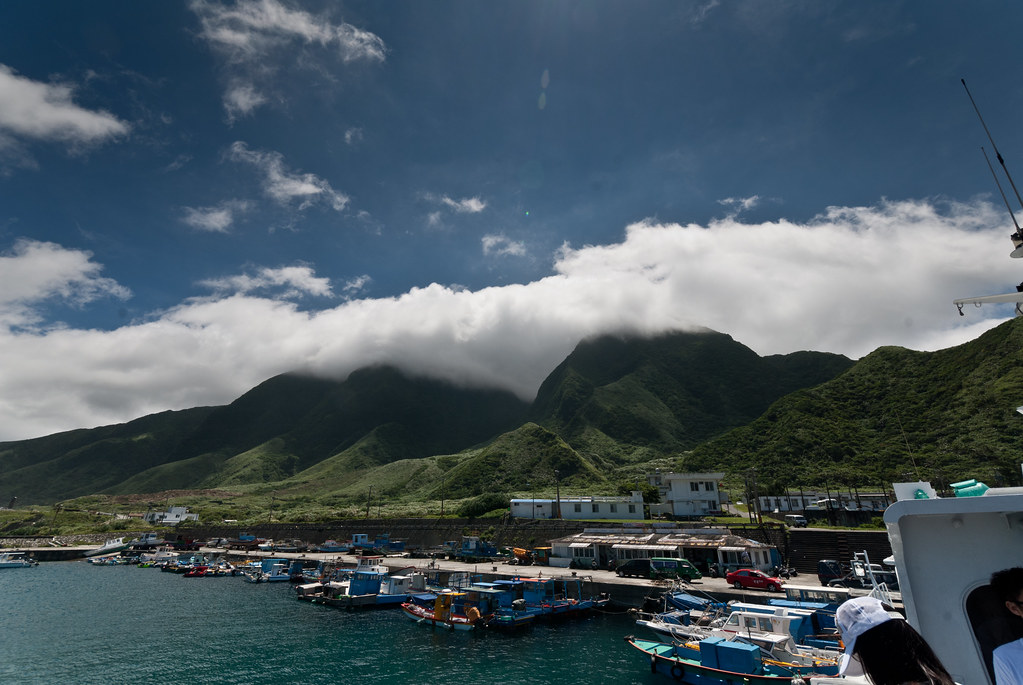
[446,536,498,562]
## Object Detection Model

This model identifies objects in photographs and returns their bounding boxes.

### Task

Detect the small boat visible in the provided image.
[241,559,291,583]
[0,551,37,568]
[625,635,840,683]
[315,539,348,553]
[84,537,129,557]
[401,592,488,630]
[87,554,130,565]
[514,575,610,618]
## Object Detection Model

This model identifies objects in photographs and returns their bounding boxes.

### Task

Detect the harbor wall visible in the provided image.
[2,518,892,571]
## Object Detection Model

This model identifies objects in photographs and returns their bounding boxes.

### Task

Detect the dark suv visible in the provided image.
[615,558,652,578]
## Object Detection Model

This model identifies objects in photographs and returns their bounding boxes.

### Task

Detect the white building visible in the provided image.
[509,491,645,520]
[646,471,725,518]
[143,506,198,526]
[550,526,776,572]
[756,490,890,513]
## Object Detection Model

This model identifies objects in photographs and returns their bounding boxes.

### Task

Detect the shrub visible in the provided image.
[457,492,510,518]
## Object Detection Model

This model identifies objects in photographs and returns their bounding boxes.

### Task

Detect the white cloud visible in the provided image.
[229,141,349,211]
[344,127,363,145]
[0,239,130,330]
[223,82,268,122]
[0,197,1015,440]
[482,234,527,257]
[718,195,761,214]
[343,274,372,295]
[0,64,128,152]
[422,193,487,228]
[182,200,251,233]
[198,265,333,298]
[442,196,486,213]
[191,0,386,117]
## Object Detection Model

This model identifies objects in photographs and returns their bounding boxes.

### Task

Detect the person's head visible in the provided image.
[990,567,1023,619]
[836,596,954,685]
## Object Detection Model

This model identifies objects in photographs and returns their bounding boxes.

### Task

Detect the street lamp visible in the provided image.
[528,481,535,519]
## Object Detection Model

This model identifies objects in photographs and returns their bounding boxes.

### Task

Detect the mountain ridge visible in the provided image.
[4,321,1021,509]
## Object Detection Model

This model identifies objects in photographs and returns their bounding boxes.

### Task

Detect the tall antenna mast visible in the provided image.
[962,79,1023,219]
[982,146,1023,235]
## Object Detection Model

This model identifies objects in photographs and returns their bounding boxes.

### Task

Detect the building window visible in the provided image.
[574,503,582,513]
[610,504,618,513]
[690,482,700,491]
[628,504,636,513]
[592,504,599,513]
[704,481,715,491]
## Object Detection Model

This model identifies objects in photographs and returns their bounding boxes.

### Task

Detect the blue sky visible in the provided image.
[1,1,1022,441]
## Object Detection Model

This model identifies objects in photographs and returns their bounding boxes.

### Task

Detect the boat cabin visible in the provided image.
[882,488,1023,684]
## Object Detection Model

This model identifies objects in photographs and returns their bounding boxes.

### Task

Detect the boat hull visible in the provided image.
[626,636,838,684]
[400,602,479,631]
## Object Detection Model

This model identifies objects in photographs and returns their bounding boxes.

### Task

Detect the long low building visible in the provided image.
[510,491,645,520]
[549,526,777,574]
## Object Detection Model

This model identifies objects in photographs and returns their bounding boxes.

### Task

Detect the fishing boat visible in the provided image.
[0,551,37,568]
[315,539,348,553]
[401,591,488,630]
[626,634,840,683]
[241,558,292,583]
[636,601,842,670]
[515,575,610,618]
[84,537,129,557]
[309,564,413,610]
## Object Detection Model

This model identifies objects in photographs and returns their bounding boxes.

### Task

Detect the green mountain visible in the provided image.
[0,366,529,504]
[530,329,853,464]
[684,318,1023,492]
[7,320,1022,510]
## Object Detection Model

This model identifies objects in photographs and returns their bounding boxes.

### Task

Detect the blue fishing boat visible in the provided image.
[625,635,840,683]
[516,575,609,618]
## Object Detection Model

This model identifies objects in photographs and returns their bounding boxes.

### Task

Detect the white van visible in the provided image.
[784,514,808,527]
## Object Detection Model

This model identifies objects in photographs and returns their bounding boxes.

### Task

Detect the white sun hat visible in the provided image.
[835,596,904,676]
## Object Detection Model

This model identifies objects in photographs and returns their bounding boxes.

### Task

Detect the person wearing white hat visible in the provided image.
[835,596,954,685]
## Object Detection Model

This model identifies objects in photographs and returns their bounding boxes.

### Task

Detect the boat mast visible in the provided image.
[962,78,1023,253]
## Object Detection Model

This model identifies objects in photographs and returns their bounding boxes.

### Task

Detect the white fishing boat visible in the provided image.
[84,537,129,557]
[800,482,1023,684]
[0,551,37,568]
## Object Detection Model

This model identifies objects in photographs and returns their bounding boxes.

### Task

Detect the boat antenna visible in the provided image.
[963,79,1023,240]
[982,146,1023,235]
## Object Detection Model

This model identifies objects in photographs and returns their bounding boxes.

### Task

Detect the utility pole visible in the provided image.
[268,492,275,524]
[366,485,372,519]
[554,469,561,519]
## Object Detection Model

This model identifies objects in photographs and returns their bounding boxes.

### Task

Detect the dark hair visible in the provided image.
[991,567,1023,603]
[854,619,955,685]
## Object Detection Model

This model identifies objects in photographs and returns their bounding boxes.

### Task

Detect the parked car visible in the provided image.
[817,559,845,586]
[616,558,652,578]
[784,514,808,527]
[828,569,899,591]
[649,557,702,581]
[725,568,783,592]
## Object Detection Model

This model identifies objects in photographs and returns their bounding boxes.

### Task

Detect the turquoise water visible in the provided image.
[1,562,660,684]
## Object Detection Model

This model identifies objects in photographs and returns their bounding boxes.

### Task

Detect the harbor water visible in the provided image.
[1,561,658,684]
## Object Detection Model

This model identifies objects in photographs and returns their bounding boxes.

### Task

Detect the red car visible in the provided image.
[725,568,783,592]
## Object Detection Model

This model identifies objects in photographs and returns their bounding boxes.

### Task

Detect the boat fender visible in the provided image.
[649,654,657,674]
[670,662,684,680]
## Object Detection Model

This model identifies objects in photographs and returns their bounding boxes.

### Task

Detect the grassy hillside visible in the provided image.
[530,330,853,462]
[684,318,1023,493]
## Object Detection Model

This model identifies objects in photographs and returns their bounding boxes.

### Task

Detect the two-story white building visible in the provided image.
[509,491,645,520]
[142,506,198,526]
[646,471,725,518]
